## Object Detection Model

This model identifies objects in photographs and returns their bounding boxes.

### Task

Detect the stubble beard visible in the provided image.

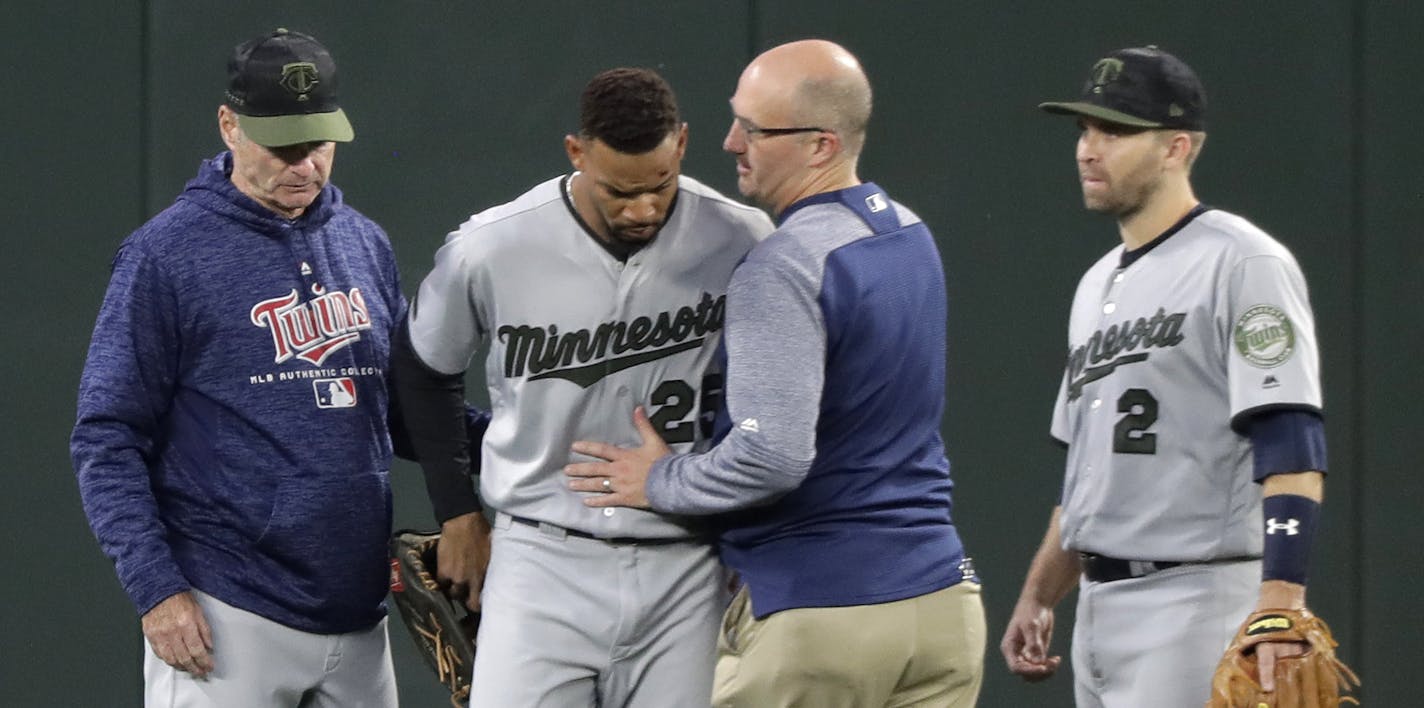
[1084,168,1161,220]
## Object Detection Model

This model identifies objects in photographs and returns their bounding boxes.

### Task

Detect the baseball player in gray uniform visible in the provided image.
[999,47,1332,706]
[393,68,772,707]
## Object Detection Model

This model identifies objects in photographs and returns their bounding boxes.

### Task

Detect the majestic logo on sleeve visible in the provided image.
[1066,308,1186,400]
[1234,305,1295,368]
[497,292,724,388]
[251,285,373,366]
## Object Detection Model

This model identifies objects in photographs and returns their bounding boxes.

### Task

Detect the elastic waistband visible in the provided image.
[500,512,690,546]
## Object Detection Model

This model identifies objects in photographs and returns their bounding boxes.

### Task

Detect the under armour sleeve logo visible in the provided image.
[1265,517,1300,535]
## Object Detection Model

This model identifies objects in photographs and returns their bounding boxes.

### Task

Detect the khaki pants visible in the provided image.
[713,581,985,708]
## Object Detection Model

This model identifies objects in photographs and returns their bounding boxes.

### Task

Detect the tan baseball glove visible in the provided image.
[1206,608,1360,707]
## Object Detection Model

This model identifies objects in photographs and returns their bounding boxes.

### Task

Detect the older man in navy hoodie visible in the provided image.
[70,29,432,707]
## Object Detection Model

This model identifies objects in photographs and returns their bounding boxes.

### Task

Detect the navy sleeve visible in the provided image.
[1248,409,1327,482]
[70,243,191,615]
[646,255,819,514]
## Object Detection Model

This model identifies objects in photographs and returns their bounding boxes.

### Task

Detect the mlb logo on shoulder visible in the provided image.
[313,377,358,408]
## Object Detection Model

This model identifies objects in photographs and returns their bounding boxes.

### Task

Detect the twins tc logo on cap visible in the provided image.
[224,28,354,146]
[1038,45,1206,131]
[1090,58,1124,93]
[1234,304,1296,368]
[280,62,319,99]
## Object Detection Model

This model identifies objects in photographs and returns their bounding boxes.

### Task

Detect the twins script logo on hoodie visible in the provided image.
[250,284,373,365]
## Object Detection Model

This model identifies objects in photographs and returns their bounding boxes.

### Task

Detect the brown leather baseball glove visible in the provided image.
[1206,608,1360,707]
[390,530,479,707]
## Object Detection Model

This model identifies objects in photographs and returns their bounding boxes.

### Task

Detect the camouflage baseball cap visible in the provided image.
[224,28,354,147]
[1039,46,1206,130]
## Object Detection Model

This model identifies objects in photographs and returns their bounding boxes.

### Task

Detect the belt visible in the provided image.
[506,515,689,546]
[1079,553,1182,583]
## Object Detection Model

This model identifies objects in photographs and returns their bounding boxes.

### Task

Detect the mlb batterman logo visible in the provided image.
[1234,304,1296,368]
[314,377,357,408]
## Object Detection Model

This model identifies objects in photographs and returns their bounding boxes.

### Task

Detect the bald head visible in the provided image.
[724,40,873,214]
[744,40,872,155]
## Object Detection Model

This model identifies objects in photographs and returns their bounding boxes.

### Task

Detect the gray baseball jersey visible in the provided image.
[1052,208,1322,561]
[408,174,772,539]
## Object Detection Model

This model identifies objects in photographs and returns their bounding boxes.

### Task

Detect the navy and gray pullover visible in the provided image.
[646,183,971,618]
[71,152,407,634]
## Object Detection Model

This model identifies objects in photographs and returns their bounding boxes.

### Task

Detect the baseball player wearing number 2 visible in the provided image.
[394,68,773,706]
[999,47,1332,706]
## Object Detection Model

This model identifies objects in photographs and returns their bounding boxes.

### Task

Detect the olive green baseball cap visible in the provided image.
[223,28,354,147]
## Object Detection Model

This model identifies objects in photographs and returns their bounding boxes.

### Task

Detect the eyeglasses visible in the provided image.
[735,118,831,139]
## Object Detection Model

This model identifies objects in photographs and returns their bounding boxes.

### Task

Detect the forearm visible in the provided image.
[1262,470,1323,501]
[1257,471,1323,608]
[646,436,810,514]
[1018,508,1081,608]
[645,257,822,515]
[72,425,189,615]
[385,380,490,466]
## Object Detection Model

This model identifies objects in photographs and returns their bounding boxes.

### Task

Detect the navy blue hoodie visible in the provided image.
[72,152,405,633]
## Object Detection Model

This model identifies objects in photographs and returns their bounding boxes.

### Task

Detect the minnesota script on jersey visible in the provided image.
[1052,209,1321,560]
[408,174,772,538]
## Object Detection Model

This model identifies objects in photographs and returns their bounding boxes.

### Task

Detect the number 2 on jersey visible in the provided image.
[648,373,724,444]
[1113,388,1158,454]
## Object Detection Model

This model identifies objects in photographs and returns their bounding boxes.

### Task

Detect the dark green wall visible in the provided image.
[5,2,1417,705]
